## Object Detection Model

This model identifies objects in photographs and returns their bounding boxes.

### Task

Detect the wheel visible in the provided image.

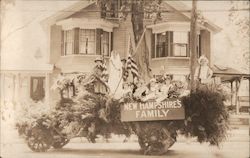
[26,126,52,152]
[52,137,70,149]
[136,122,176,155]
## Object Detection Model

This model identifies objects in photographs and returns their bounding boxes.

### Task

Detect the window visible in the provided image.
[61,82,76,99]
[62,29,111,56]
[79,29,95,54]
[101,0,123,18]
[101,31,110,56]
[156,32,168,58]
[172,32,188,57]
[30,77,45,102]
[152,31,190,58]
[64,30,73,55]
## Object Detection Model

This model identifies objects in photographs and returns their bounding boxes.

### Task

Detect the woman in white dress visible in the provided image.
[108,51,124,99]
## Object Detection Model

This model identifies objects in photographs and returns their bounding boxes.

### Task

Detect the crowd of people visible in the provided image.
[122,75,180,102]
[91,52,213,102]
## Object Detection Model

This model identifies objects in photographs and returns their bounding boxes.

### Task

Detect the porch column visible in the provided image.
[16,73,21,104]
[0,73,5,106]
[235,79,240,114]
[230,81,233,106]
[45,73,50,107]
[12,74,16,104]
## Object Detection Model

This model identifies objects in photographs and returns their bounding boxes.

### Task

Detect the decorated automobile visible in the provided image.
[16,54,229,155]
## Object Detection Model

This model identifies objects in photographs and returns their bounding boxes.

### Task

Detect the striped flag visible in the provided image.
[101,60,108,81]
[127,54,139,79]
[133,30,151,82]
[123,36,139,82]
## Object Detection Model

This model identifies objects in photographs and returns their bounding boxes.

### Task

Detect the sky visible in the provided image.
[1,0,249,72]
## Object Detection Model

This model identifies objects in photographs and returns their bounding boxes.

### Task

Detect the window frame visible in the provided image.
[79,29,96,55]
[152,31,192,59]
[63,30,74,56]
[62,28,112,57]
[30,76,45,102]
[172,31,189,57]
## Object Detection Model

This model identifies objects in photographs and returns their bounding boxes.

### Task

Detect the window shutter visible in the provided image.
[187,32,190,57]
[61,31,64,56]
[151,33,155,58]
[169,31,173,56]
[74,28,79,54]
[198,34,201,57]
[96,29,102,55]
[111,32,113,55]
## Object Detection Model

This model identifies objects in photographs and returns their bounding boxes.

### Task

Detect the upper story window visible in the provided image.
[64,30,73,55]
[79,29,96,54]
[101,31,110,56]
[156,32,169,58]
[173,32,188,57]
[152,31,190,58]
[62,28,112,56]
[101,0,124,19]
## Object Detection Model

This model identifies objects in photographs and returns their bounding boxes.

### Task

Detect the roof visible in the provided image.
[41,1,95,27]
[0,63,54,73]
[212,65,250,82]
[165,1,222,33]
[41,1,222,33]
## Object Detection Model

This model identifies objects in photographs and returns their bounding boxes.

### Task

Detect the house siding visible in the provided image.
[200,30,211,63]
[48,2,214,84]
[50,25,62,64]
[68,3,101,19]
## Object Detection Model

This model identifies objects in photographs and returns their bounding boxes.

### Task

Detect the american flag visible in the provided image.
[126,54,139,79]
[101,60,108,81]
[124,36,139,81]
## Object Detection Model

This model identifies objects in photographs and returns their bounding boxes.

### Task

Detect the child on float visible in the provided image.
[156,74,173,103]
[133,79,149,100]
[142,78,160,102]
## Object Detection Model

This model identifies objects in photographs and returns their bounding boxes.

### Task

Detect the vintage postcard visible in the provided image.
[1,0,249,158]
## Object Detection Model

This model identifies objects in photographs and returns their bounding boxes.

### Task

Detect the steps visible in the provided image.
[228,115,249,126]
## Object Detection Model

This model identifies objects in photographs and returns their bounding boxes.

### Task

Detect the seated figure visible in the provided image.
[156,75,173,102]
[133,80,149,100]
[142,78,159,102]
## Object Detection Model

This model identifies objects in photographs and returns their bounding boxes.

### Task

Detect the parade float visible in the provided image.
[15,53,230,155]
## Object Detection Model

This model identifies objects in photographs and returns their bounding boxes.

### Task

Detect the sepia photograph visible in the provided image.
[0,0,249,158]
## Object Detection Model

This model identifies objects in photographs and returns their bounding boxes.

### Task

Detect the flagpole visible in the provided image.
[133,28,147,57]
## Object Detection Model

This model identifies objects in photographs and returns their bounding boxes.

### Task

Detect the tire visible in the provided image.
[52,137,70,149]
[136,122,176,155]
[26,126,52,152]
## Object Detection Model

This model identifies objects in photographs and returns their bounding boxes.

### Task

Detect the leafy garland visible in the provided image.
[16,75,230,155]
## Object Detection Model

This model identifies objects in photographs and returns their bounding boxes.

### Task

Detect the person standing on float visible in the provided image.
[194,55,213,89]
[92,56,109,95]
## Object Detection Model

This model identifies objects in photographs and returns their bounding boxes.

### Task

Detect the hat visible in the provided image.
[164,74,172,80]
[94,56,102,62]
[121,58,127,62]
[150,78,156,83]
[198,55,208,64]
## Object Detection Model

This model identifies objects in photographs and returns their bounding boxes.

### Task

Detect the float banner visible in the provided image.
[121,98,185,122]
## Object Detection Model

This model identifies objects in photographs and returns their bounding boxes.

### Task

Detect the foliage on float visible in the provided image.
[15,77,229,154]
[181,85,230,146]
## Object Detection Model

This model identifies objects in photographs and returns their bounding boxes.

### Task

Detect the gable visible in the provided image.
[159,2,190,22]
[67,3,100,19]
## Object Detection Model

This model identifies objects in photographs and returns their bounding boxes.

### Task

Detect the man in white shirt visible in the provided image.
[194,55,213,84]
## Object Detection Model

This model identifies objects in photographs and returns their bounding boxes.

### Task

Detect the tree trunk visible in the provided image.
[190,0,198,91]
